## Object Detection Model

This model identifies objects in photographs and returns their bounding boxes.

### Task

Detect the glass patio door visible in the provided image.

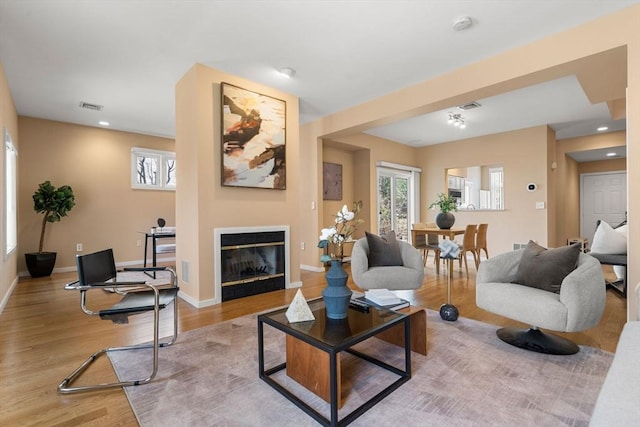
[377,169,410,241]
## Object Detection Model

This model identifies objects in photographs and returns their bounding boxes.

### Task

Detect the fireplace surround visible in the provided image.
[214,226,290,302]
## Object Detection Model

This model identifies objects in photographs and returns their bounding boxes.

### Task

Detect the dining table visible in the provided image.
[410,227,466,242]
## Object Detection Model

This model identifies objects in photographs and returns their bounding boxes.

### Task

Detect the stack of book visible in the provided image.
[361,289,410,310]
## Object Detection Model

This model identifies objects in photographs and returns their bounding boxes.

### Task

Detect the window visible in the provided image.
[489,167,504,210]
[376,162,421,242]
[131,147,176,190]
[5,128,17,256]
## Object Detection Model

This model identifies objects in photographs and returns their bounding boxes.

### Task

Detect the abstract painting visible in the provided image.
[221,83,286,189]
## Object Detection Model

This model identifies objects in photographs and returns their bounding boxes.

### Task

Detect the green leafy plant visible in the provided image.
[32,181,76,253]
[428,192,458,214]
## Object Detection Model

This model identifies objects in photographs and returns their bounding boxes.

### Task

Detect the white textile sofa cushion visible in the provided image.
[590,221,626,254]
[589,283,640,426]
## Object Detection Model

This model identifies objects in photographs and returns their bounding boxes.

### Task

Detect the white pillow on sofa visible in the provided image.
[590,221,627,254]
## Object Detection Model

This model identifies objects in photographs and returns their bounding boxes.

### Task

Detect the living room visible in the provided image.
[1,1,639,425]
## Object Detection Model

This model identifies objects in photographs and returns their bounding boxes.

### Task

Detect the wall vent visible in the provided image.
[79,101,104,111]
[457,101,481,111]
[513,243,527,250]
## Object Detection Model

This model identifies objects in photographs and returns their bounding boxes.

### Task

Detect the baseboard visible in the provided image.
[301,264,324,273]
[0,274,19,315]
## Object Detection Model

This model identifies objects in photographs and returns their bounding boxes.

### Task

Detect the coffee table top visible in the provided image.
[259,298,407,351]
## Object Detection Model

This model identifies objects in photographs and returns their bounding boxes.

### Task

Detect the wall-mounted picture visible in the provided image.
[221,82,286,190]
[323,162,343,200]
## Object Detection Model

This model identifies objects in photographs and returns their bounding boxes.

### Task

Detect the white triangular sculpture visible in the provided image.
[285,289,315,323]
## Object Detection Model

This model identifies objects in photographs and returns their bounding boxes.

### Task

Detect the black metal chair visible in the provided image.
[58,248,179,394]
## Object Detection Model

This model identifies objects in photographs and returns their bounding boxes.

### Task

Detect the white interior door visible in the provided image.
[580,172,627,248]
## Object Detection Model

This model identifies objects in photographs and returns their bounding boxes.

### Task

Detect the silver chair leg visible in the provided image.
[57,297,178,394]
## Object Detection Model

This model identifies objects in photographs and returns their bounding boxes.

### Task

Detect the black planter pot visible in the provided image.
[25,252,57,278]
[435,212,456,229]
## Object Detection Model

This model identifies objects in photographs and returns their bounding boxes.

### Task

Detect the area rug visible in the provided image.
[109,309,613,426]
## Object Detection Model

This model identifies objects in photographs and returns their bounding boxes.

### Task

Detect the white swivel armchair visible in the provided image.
[476,247,605,355]
[351,235,424,291]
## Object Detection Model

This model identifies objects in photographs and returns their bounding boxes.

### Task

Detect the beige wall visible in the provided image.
[175,64,300,305]
[555,131,627,246]
[1,63,19,310]
[300,4,640,320]
[419,126,550,255]
[17,117,175,272]
[322,145,355,231]
[330,133,420,235]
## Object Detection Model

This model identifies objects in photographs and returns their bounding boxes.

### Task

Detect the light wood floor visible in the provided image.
[0,261,627,426]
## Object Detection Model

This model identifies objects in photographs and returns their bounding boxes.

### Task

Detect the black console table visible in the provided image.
[142,231,175,278]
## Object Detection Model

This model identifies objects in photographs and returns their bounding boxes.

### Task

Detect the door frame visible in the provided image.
[579,171,627,247]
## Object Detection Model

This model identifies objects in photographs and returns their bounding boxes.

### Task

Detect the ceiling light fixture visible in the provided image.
[597,126,609,132]
[452,16,473,31]
[278,67,296,78]
[447,113,466,129]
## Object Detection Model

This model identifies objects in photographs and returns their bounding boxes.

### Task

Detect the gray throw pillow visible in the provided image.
[513,240,580,293]
[365,231,404,267]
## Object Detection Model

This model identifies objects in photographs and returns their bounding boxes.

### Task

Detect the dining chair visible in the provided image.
[412,223,440,272]
[457,224,479,277]
[476,223,489,263]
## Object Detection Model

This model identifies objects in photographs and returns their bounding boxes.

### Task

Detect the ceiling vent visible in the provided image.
[79,101,104,111]
[457,101,481,111]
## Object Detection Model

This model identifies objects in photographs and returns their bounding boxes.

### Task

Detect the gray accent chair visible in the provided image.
[351,237,424,290]
[476,248,605,355]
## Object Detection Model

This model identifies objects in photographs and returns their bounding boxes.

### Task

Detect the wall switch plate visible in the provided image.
[536,202,545,209]
[300,242,305,250]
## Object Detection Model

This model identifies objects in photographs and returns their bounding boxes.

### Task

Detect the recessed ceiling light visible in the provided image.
[277,67,296,78]
[597,126,609,132]
[606,152,617,157]
[98,121,110,126]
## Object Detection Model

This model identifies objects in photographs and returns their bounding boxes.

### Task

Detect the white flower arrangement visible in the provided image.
[318,201,364,262]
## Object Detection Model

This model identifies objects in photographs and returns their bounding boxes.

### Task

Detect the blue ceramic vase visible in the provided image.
[322,260,353,319]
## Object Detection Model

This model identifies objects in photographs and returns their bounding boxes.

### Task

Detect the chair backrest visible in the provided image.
[424,222,440,245]
[476,223,488,248]
[76,249,117,286]
[462,224,477,250]
[412,223,427,246]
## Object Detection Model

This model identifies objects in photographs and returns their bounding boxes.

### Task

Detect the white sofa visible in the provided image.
[589,282,640,426]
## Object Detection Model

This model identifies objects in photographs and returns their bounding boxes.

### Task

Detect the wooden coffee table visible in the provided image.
[258,299,414,426]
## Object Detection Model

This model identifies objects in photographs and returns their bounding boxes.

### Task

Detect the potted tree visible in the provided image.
[428,192,458,229]
[25,181,75,277]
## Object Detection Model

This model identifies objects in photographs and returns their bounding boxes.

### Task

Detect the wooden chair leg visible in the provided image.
[463,252,469,277]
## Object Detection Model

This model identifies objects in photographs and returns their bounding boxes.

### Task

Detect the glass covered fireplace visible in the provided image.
[214,227,288,302]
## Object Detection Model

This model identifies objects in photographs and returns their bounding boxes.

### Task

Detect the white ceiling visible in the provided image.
[0,0,636,161]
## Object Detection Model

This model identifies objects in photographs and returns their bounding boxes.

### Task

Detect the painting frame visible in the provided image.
[323,162,343,200]
[221,82,287,190]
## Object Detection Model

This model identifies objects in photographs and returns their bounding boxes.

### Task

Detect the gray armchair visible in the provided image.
[351,237,424,290]
[476,248,605,355]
